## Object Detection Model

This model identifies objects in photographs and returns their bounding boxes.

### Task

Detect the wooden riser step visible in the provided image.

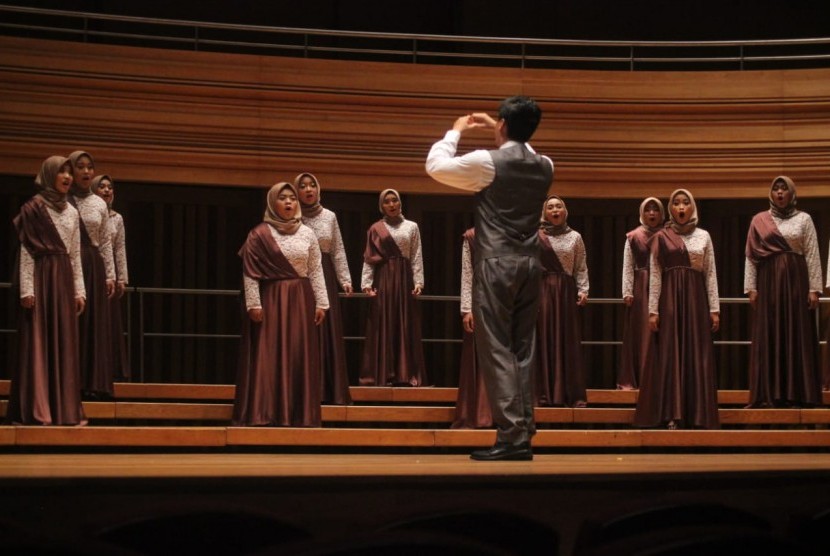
[3,400,830,425]
[1,426,829,448]
[4,380,828,405]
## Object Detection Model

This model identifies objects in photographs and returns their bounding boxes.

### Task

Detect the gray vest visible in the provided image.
[474,143,553,260]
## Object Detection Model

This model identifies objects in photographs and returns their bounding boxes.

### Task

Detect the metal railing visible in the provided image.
[2,282,828,382]
[2,4,830,70]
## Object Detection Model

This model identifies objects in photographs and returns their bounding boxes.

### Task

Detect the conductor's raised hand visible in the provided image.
[470,112,498,128]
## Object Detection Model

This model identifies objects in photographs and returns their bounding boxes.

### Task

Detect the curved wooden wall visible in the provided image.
[1,35,829,198]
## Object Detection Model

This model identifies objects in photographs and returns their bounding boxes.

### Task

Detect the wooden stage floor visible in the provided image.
[3,452,830,479]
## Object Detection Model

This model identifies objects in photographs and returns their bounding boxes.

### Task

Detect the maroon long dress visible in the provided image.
[318,252,351,404]
[359,220,427,386]
[232,223,321,427]
[634,228,719,429]
[618,227,658,390]
[535,229,587,408]
[746,212,821,407]
[73,201,113,398]
[7,197,86,425]
[452,228,492,429]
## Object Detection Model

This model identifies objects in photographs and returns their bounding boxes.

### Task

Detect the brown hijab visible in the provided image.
[35,155,71,212]
[379,188,404,225]
[639,196,665,233]
[769,175,799,219]
[666,188,698,235]
[263,182,302,234]
[540,195,571,236]
[91,174,115,214]
[68,150,95,198]
[294,172,323,218]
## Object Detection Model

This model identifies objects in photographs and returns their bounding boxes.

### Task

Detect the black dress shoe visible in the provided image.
[470,442,533,461]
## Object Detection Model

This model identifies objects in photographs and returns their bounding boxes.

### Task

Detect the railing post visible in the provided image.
[413,38,417,64]
[139,289,145,383]
[521,43,525,69]
[739,44,744,70]
[630,45,634,71]
[126,287,132,383]
[304,33,309,58]
[83,16,88,43]
[194,26,199,51]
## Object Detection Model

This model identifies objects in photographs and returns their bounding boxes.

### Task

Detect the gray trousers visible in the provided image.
[473,255,541,445]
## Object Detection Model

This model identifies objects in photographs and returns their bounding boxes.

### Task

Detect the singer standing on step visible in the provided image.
[426,96,553,461]
[233,182,328,427]
[7,156,87,426]
[296,172,353,405]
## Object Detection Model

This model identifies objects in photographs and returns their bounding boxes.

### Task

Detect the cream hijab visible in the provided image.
[263,182,302,234]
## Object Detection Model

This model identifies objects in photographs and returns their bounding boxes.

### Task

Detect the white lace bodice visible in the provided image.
[73,194,115,281]
[19,204,85,299]
[361,219,424,290]
[460,239,473,314]
[622,239,635,298]
[302,208,351,288]
[242,224,329,311]
[649,227,719,315]
[543,230,589,295]
[108,211,129,284]
[743,211,822,293]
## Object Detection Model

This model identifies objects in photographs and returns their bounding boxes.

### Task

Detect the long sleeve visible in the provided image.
[702,233,720,313]
[112,213,129,284]
[19,246,34,299]
[622,239,634,298]
[648,253,662,316]
[243,275,260,310]
[425,130,495,192]
[574,234,589,295]
[410,223,424,288]
[306,235,329,310]
[744,256,757,293]
[330,217,352,289]
[361,262,374,291]
[460,240,472,314]
[801,215,822,293]
[100,208,116,281]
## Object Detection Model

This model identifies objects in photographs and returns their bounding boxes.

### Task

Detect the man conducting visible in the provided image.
[426,96,553,461]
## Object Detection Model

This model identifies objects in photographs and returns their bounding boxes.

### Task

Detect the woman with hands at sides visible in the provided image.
[7,156,87,426]
[359,189,428,386]
[296,172,353,405]
[91,174,131,382]
[744,176,822,408]
[634,189,720,430]
[68,150,116,401]
[535,195,589,408]
[618,197,664,390]
[232,182,328,427]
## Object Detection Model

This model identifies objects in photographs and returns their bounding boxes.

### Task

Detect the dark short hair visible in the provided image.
[498,96,542,143]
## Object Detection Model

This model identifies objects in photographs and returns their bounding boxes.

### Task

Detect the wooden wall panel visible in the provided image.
[1,36,830,198]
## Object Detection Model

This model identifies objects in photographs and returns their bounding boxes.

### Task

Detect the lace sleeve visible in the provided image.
[99,206,116,281]
[622,239,633,298]
[460,240,472,314]
[574,234,589,295]
[307,234,330,310]
[802,216,823,293]
[743,256,757,294]
[703,233,720,313]
[19,246,34,298]
[69,214,85,298]
[330,216,352,289]
[113,215,129,284]
[361,262,374,291]
[648,252,662,315]
[411,223,424,289]
[243,275,260,310]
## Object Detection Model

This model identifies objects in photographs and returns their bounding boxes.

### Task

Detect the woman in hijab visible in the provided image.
[233,182,329,427]
[91,174,130,382]
[359,189,427,386]
[452,227,492,428]
[619,197,665,390]
[6,156,87,425]
[295,172,352,405]
[744,176,822,407]
[634,189,720,429]
[68,150,116,400]
[535,195,589,408]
